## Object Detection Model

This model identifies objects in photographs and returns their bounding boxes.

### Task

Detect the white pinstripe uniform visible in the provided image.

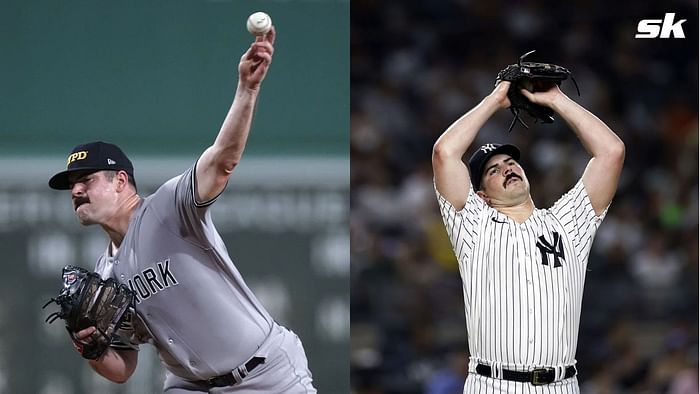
[436,179,607,394]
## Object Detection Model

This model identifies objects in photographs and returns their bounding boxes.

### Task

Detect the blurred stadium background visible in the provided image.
[351,1,698,393]
[1,0,348,393]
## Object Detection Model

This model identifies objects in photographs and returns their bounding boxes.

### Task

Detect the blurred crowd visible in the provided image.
[350,1,698,393]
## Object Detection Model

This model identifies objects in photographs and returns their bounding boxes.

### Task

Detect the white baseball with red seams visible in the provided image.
[247,12,272,36]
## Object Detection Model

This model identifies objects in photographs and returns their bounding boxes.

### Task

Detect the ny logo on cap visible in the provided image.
[480,144,498,153]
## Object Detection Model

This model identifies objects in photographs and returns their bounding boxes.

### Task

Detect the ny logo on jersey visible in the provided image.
[535,231,565,267]
[480,144,498,153]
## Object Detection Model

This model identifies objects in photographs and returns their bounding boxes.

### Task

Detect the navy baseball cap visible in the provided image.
[468,143,521,190]
[49,141,135,190]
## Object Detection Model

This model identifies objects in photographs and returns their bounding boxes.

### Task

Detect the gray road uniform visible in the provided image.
[95,165,316,393]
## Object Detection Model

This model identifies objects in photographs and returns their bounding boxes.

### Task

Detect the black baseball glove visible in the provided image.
[496,50,580,132]
[43,265,136,360]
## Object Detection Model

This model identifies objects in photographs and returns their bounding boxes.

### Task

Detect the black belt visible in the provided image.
[199,356,266,388]
[476,363,576,386]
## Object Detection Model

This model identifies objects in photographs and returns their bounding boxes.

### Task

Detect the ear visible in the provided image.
[115,170,130,192]
[476,190,491,205]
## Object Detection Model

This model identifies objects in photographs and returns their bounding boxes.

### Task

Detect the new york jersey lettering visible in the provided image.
[127,258,179,303]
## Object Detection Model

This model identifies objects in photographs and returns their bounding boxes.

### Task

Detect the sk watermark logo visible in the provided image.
[635,13,686,38]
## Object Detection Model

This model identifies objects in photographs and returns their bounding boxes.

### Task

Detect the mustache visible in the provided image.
[503,173,522,188]
[73,197,90,210]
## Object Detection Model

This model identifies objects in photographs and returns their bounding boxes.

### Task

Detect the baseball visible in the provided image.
[246,12,272,36]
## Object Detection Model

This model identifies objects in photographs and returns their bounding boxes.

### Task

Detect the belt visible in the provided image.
[476,363,576,386]
[199,356,266,388]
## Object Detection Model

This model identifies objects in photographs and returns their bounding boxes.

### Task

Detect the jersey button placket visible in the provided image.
[525,253,536,350]
[527,301,536,347]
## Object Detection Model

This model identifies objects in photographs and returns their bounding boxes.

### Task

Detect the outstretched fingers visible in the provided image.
[238,26,276,89]
[259,25,276,45]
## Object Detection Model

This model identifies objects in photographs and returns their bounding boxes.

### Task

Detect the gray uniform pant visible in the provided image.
[163,325,316,393]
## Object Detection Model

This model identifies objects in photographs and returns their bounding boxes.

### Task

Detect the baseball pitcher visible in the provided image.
[432,66,625,392]
[46,26,317,393]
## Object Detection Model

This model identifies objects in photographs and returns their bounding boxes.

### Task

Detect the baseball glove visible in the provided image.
[496,50,580,132]
[43,265,136,360]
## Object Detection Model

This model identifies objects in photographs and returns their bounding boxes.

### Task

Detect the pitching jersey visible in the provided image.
[436,180,606,376]
[95,164,276,381]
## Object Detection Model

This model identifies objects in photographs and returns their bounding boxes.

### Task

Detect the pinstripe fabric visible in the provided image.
[436,180,607,394]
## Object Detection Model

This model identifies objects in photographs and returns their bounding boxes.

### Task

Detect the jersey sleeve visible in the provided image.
[147,162,222,247]
[434,181,487,266]
[172,161,224,210]
[549,179,608,262]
